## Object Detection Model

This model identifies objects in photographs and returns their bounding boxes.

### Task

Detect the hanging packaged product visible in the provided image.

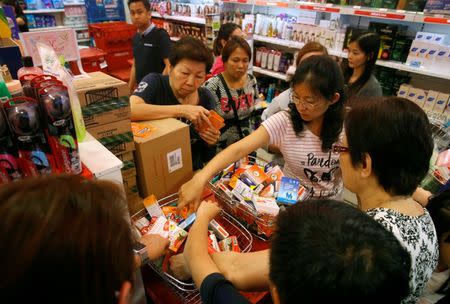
[0,107,23,183]
[19,74,40,99]
[30,75,58,98]
[39,84,81,175]
[3,97,55,177]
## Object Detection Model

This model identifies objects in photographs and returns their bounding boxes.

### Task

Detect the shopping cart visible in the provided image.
[421,119,450,194]
[208,155,313,240]
[131,193,253,304]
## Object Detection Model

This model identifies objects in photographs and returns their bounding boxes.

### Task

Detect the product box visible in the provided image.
[73,71,129,107]
[414,88,427,108]
[82,97,131,128]
[439,93,450,115]
[407,88,419,103]
[433,92,449,114]
[88,119,135,156]
[117,151,135,163]
[134,118,193,198]
[397,84,411,98]
[423,90,439,111]
[277,176,300,204]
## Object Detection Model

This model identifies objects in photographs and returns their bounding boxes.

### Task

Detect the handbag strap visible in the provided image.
[218,73,245,139]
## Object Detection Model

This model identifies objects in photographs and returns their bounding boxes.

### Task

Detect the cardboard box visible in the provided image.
[414,89,427,108]
[134,118,193,198]
[73,72,129,107]
[82,97,131,128]
[397,84,411,98]
[117,151,135,163]
[433,92,449,114]
[122,162,136,179]
[123,173,138,192]
[88,119,135,156]
[424,90,440,111]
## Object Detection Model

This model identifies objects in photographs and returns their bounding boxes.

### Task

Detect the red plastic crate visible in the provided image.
[89,21,137,53]
[108,68,131,82]
[71,47,107,75]
[105,49,133,71]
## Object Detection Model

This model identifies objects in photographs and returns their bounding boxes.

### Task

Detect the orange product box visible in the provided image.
[243,164,268,185]
[198,110,225,132]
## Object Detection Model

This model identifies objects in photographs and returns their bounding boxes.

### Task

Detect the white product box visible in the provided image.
[423,90,439,111]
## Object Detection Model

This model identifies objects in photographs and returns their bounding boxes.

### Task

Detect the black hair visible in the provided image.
[345,97,433,195]
[169,37,214,73]
[344,32,380,98]
[427,190,450,242]
[213,23,241,56]
[427,190,450,298]
[127,0,150,11]
[270,199,411,304]
[288,55,345,151]
[221,36,252,63]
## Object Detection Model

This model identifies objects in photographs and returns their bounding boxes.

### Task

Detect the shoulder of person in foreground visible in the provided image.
[131,73,167,103]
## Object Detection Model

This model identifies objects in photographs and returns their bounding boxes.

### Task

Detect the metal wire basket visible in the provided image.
[131,193,253,303]
[430,119,450,152]
[208,156,313,240]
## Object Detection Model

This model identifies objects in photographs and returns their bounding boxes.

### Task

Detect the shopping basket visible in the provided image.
[208,155,313,240]
[130,193,253,303]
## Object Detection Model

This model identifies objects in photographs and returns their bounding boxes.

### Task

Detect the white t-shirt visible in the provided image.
[262,111,343,199]
[421,269,449,304]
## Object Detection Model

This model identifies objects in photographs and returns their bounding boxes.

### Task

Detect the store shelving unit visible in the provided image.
[151,12,206,25]
[23,8,65,13]
[224,0,450,83]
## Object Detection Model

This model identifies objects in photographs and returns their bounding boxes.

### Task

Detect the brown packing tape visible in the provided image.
[73,72,129,107]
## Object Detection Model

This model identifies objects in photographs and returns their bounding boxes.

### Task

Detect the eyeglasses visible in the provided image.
[332,144,349,154]
[291,94,321,110]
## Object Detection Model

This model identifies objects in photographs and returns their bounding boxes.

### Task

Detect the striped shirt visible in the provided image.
[262,111,343,199]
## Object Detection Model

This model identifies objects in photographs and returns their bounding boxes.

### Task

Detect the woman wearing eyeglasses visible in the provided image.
[338,97,438,304]
[179,55,345,209]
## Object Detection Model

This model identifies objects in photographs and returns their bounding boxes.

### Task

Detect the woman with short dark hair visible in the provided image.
[340,96,438,303]
[203,36,258,152]
[130,36,220,170]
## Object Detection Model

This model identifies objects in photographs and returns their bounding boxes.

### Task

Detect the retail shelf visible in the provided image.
[253,66,288,81]
[73,26,89,30]
[224,0,450,25]
[170,36,181,41]
[151,12,206,24]
[77,38,90,42]
[65,14,87,18]
[63,2,85,6]
[253,34,346,57]
[375,60,450,80]
[29,25,69,31]
[24,8,65,13]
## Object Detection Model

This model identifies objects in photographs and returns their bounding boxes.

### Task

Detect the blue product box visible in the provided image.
[276,177,300,205]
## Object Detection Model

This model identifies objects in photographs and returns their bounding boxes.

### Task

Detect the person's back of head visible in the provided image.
[213,23,241,56]
[270,199,411,304]
[0,175,134,304]
[345,96,433,196]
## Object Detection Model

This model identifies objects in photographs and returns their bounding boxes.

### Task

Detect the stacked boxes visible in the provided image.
[398,83,450,122]
[74,72,140,213]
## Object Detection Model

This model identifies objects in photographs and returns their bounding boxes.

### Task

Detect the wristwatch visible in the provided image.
[133,242,149,266]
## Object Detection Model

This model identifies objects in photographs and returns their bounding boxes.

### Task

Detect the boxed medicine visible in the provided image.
[134,118,193,198]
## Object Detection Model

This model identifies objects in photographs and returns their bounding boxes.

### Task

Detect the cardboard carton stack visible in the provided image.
[74,72,141,213]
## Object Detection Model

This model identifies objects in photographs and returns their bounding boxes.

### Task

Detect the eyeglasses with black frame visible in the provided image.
[332,144,349,154]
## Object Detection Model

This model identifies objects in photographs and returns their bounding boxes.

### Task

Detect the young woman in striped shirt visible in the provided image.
[179,55,345,209]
